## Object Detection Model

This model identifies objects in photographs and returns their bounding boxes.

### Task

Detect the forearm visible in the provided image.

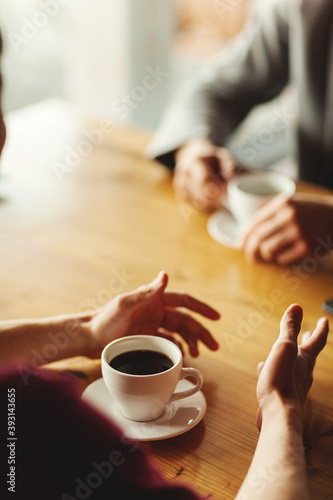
[146,82,233,170]
[0,312,95,365]
[235,402,310,500]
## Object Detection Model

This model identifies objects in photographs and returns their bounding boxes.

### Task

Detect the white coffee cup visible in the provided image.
[101,335,203,422]
[227,171,296,226]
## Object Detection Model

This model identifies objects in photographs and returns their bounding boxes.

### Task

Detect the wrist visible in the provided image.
[54,312,99,359]
[260,395,304,436]
[78,313,103,358]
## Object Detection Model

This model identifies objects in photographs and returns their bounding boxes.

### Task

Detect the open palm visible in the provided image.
[256,304,329,430]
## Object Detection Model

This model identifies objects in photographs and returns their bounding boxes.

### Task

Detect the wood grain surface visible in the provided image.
[1,99,332,499]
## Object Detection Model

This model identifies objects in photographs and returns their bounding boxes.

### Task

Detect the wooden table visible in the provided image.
[1,99,332,500]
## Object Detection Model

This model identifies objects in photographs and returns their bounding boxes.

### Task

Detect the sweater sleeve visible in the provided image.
[147,1,290,169]
[0,365,205,500]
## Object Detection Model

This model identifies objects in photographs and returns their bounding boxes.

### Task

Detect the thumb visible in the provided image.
[279,303,303,344]
[216,147,238,179]
[119,271,168,310]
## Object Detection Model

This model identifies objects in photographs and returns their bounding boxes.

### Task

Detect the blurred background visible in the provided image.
[0,0,292,167]
[0,0,263,123]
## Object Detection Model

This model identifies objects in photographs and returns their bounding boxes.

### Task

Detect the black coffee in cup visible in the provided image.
[109,349,173,375]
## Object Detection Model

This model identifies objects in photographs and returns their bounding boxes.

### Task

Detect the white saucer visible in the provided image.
[207,209,242,248]
[82,378,206,441]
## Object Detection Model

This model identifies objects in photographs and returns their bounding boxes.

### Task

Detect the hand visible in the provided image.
[174,138,243,211]
[238,193,333,265]
[86,271,220,357]
[256,304,329,431]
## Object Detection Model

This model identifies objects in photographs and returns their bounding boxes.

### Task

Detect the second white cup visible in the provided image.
[227,171,296,226]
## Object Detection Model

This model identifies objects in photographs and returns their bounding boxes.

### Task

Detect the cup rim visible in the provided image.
[228,171,296,198]
[101,335,182,378]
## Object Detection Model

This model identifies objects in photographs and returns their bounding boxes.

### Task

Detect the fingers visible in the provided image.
[256,306,303,405]
[238,217,285,263]
[153,329,185,356]
[237,196,310,264]
[157,328,197,357]
[118,271,168,310]
[255,304,302,400]
[163,291,221,320]
[301,331,311,343]
[279,304,303,343]
[238,195,287,247]
[174,141,239,211]
[300,317,329,360]
[278,306,328,365]
[174,156,224,210]
[274,239,309,265]
[161,308,219,356]
[191,155,219,185]
[255,225,300,262]
[119,272,221,322]
[215,147,240,182]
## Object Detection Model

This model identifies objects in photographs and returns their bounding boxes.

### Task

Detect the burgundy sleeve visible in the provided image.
[0,365,206,500]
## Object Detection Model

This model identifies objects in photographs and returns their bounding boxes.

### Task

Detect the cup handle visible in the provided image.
[169,368,203,403]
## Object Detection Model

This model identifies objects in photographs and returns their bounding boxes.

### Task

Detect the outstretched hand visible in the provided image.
[256,304,329,431]
[86,271,220,357]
